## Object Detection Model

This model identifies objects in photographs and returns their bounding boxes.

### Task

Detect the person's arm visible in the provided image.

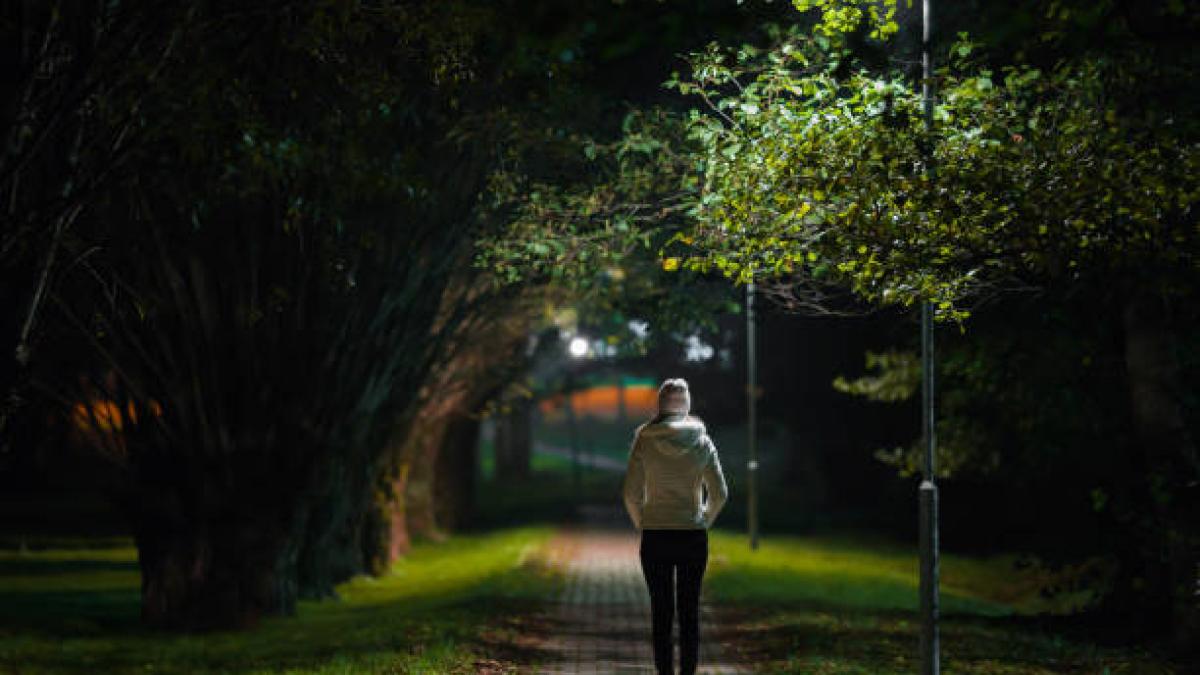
[701,435,729,529]
[622,433,646,530]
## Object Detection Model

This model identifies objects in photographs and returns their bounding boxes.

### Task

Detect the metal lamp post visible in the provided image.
[919,0,941,672]
[919,301,939,675]
[746,280,759,551]
[566,335,589,495]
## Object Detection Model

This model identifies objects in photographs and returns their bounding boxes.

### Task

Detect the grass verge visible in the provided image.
[0,526,563,674]
[704,529,1181,674]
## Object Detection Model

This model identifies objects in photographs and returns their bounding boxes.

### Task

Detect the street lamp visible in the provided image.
[568,336,589,359]
[564,334,589,494]
[919,1,941,672]
[746,281,759,551]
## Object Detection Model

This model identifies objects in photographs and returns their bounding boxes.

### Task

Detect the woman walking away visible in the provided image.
[622,377,730,675]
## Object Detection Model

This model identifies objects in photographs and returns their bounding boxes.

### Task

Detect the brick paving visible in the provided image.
[529,505,747,674]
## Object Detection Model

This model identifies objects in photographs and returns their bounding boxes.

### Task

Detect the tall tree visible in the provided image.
[0,1,190,454]
[479,0,1200,648]
[35,1,498,628]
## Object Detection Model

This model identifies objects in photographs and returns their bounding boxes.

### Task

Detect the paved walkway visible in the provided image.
[527,505,747,674]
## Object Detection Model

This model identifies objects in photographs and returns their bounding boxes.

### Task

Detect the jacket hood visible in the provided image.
[638,415,709,456]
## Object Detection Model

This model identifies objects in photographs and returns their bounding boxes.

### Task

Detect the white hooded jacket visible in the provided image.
[622,414,729,530]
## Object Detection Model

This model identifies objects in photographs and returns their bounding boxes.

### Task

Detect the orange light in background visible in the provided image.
[72,399,125,432]
[70,397,164,433]
[539,384,658,422]
[624,385,657,416]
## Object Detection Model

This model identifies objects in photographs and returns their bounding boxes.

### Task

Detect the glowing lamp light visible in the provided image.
[568,336,589,358]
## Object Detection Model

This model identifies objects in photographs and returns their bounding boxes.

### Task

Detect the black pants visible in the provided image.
[639,528,708,675]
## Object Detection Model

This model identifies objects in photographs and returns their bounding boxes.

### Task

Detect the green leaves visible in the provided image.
[790,0,901,41]
[832,349,920,402]
[479,1,1198,334]
[646,21,1199,324]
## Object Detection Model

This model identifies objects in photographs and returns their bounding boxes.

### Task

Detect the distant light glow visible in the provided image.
[568,336,589,358]
[683,334,714,362]
[628,319,650,339]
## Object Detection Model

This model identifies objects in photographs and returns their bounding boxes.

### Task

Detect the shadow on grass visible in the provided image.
[0,526,563,674]
[698,528,1187,673]
[0,559,139,576]
[707,564,1013,617]
[714,599,1181,674]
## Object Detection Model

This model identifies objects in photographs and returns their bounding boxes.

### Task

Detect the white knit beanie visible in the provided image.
[657,378,691,416]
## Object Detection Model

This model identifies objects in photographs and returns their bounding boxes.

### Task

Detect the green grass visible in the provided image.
[0,518,1185,674]
[0,526,562,674]
[704,529,1180,674]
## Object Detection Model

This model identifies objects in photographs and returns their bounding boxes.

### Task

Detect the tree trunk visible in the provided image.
[435,415,480,531]
[386,460,413,558]
[295,452,374,600]
[360,465,398,576]
[361,418,431,575]
[130,485,301,631]
[361,456,410,576]
[1120,287,1200,652]
[364,415,449,572]
[406,419,449,543]
[494,397,531,481]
